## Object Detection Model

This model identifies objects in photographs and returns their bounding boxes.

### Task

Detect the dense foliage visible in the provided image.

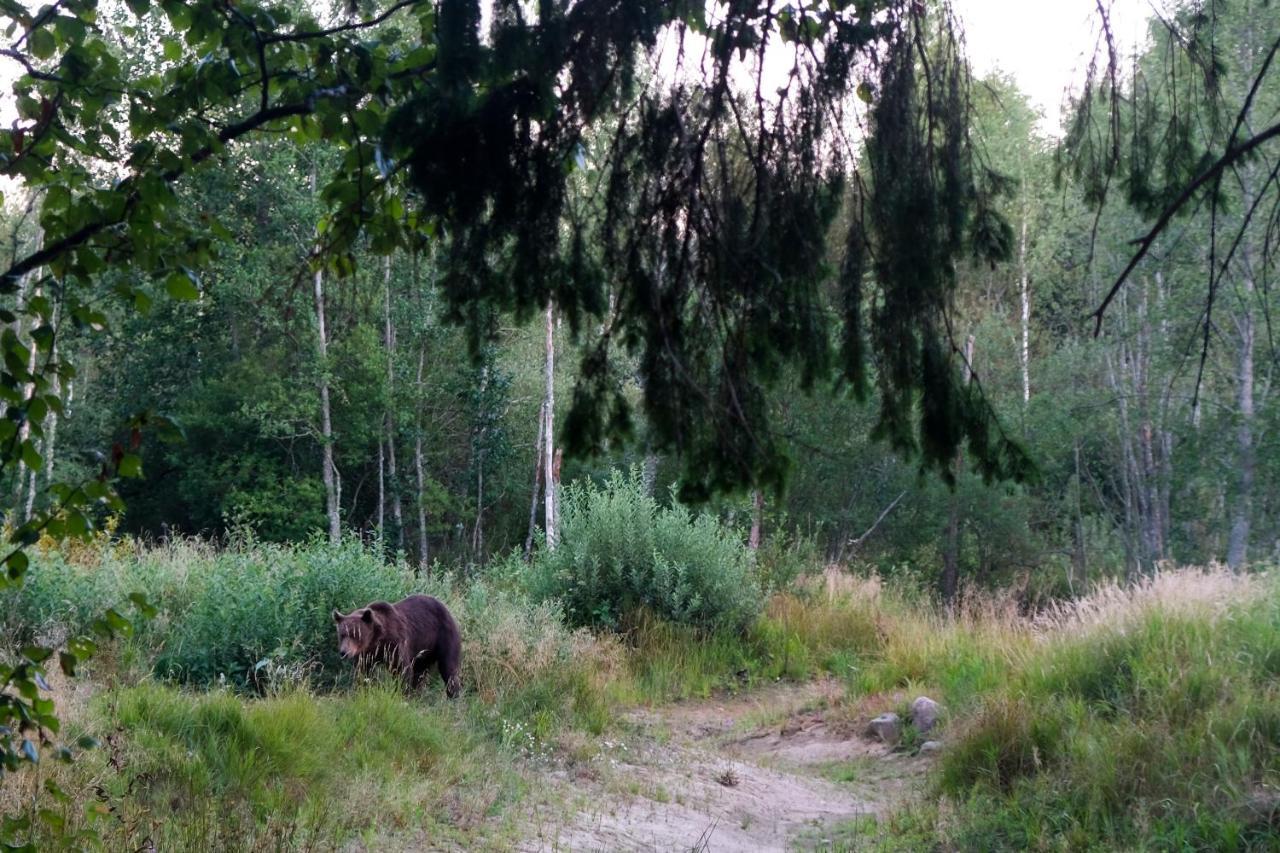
[527,470,761,632]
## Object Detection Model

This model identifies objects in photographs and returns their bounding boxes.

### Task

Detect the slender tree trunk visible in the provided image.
[18,284,41,523]
[472,464,484,562]
[383,255,403,552]
[1135,280,1165,565]
[311,166,341,545]
[414,345,430,570]
[1071,438,1087,592]
[1227,273,1255,570]
[524,400,546,560]
[42,329,60,491]
[942,334,975,606]
[472,364,489,566]
[748,490,764,550]
[13,223,42,521]
[543,302,559,550]
[1019,213,1030,407]
[377,438,385,544]
[1107,342,1141,579]
[642,451,659,496]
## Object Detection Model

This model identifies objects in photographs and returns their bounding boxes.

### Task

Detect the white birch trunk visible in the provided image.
[1227,274,1255,569]
[414,345,430,570]
[543,302,558,550]
[383,255,403,551]
[311,166,341,545]
[1019,214,1030,406]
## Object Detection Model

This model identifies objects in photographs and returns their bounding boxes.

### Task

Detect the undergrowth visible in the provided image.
[3,533,1277,851]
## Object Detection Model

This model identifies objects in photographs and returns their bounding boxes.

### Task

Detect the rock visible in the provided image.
[911,696,941,733]
[867,713,901,745]
[919,740,942,754]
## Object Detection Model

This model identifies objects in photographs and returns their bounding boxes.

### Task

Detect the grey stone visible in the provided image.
[919,740,943,754]
[911,696,941,733]
[867,712,901,745]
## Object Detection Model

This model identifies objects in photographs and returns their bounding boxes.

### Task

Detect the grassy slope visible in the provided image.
[2,544,1277,850]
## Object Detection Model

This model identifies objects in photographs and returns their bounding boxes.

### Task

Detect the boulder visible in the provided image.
[911,696,941,733]
[867,712,901,745]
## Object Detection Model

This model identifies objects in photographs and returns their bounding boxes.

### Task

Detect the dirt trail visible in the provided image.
[518,681,933,852]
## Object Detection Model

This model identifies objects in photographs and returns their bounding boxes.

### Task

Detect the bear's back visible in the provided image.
[393,595,459,647]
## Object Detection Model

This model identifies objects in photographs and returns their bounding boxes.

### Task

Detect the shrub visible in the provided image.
[528,469,762,633]
[149,538,415,687]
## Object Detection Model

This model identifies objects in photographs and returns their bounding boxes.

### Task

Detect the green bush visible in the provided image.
[4,538,415,688]
[528,469,763,633]
[153,538,416,686]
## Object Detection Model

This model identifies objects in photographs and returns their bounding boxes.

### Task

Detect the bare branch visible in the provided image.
[1091,120,1280,335]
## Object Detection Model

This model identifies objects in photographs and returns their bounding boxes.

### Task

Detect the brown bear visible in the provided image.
[332,594,462,697]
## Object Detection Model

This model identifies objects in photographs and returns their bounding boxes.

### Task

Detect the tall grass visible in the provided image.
[915,567,1280,851]
[10,681,528,851]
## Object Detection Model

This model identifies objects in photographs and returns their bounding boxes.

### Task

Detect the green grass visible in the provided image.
[921,573,1280,851]
[21,680,537,851]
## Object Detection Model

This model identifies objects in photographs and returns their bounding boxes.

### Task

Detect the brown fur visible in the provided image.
[332,594,462,697]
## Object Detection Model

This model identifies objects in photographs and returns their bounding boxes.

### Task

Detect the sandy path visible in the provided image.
[518,681,932,852]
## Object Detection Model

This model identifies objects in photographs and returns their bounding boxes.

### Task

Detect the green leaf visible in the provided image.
[163,1,192,31]
[20,645,53,664]
[128,592,158,619]
[67,635,96,660]
[58,651,77,677]
[28,27,55,60]
[118,453,142,478]
[162,37,181,61]
[44,779,72,803]
[6,549,29,580]
[164,271,200,300]
[21,439,42,471]
[104,608,133,637]
[125,0,149,15]
[37,810,64,833]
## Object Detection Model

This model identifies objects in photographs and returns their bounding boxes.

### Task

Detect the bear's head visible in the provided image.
[332,607,382,659]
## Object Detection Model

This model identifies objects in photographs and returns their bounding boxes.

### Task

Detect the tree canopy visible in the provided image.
[0,0,1032,533]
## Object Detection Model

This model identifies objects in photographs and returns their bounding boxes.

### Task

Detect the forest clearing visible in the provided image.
[3,534,1277,850]
[3,0,1280,848]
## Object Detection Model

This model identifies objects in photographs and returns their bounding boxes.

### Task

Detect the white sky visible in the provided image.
[955,0,1150,132]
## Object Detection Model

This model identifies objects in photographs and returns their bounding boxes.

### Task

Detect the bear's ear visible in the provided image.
[360,609,373,623]
[332,608,343,623]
